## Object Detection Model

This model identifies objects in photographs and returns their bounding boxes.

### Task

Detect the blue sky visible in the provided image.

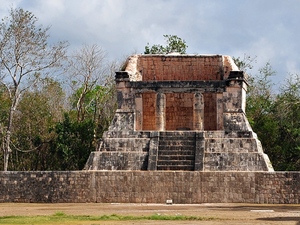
[1,0,300,88]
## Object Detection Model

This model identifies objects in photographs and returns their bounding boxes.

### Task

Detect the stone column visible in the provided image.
[113,71,135,131]
[193,92,204,130]
[224,71,248,113]
[155,92,166,131]
[216,93,224,130]
[134,93,143,130]
[224,71,251,132]
[115,71,131,110]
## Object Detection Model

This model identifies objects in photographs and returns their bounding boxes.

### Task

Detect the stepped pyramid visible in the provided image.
[84,54,274,171]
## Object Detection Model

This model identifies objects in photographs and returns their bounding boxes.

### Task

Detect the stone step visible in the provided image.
[157,132,196,171]
[158,150,195,156]
[158,155,195,161]
[157,165,194,171]
[158,146,195,151]
[159,132,196,137]
[159,140,195,146]
[159,136,195,140]
[157,160,194,166]
[102,138,150,152]
[104,131,151,138]
[205,138,259,153]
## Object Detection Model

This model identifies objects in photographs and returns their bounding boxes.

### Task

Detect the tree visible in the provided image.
[144,35,188,54]
[8,78,66,170]
[0,84,10,170]
[49,113,95,170]
[0,8,67,170]
[234,55,300,170]
[69,82,116,145]
[272,75,300,170]
[245,63,280,168]
[232,54,256,72]
[67,44,117,142]
[246,62,275,125]
[67,44,107,122]
[91,78,117,142]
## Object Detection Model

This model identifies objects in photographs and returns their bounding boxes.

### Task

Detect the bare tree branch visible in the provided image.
[0,8,68,171]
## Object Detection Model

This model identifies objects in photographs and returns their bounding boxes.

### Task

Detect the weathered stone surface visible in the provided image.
[1,171,300,204]
[84,152,148,170]
[84,54,273,172]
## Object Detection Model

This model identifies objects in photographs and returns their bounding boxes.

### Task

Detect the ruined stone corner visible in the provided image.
[122,54,143,81]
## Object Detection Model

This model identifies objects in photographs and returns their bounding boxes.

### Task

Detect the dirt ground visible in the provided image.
[0,203,300,225]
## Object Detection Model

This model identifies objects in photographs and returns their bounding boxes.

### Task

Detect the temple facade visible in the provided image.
[84,54,274,171]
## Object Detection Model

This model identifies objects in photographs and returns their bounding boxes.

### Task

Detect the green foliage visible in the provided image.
[2,79,65,171]
[232,54,257,72]
[144,34,188,54]
[0,7,67,170]
[271,75,300,170]
[0,85,10,123]
[240,56,300,171]
[49,113,95,170]
[93,81,117,139]
[71,84,109,119]
[70,80,117,139]
[0,8,117,171]
[10,91,52,170]
[0,77,116,171]
[246,62,275,121]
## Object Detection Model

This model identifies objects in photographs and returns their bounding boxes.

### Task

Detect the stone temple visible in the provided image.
[85,54,274,171]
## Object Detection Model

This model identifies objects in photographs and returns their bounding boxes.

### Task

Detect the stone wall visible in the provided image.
[136,55,224,81]
[1,171,299,204]
[203,93,217,130]
[142,92,156,130]
[165,93,194,130]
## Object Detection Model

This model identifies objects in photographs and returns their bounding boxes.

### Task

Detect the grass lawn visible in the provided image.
[0,211,218,225]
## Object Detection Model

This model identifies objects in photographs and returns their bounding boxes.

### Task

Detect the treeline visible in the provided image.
[235,56,300,171]
[0,76,116,171]
[0,8,117,171]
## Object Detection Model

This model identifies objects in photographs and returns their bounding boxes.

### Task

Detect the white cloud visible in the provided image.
[0,0,299,84]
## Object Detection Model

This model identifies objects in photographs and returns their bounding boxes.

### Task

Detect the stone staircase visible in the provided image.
[157,132,196,171]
